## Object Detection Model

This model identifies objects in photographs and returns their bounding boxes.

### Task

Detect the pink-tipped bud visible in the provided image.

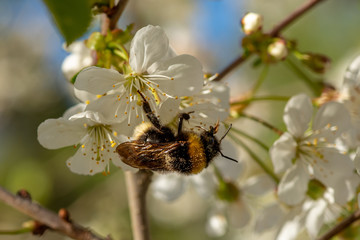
[241,12,263,35]
[267,39,288,60]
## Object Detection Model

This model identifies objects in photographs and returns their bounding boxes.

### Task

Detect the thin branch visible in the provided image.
[0,186,110,240]
[317,209,360,240]
[214,0,327,82]
[240,113,284,136]
[125,170,153,240]
[101,0,130,35]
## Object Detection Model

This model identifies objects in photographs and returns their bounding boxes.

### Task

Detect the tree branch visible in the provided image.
[101,0,129,34]
[0,186,110,240]
[317,209,360,240]
[125,170,153,240]
[214,0,326,82]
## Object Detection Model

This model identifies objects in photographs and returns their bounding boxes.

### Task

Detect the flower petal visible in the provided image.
[305,199,326,238]
[37,118,86,149]
[270,132,297,174]
[75,66,124,94]
[242,174,276,196]
[130,25,169,73]
[228,199,251,228]
[65,142,107,176]
[283,94,313,137]
[190,170,216,198]
[63,103,86,119]
[313,101,351,138]
[148,54,204,97]
[151,173,187,202]
[278,162,310,205]
[255,203,284,233]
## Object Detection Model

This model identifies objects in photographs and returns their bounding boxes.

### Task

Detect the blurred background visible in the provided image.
[0,0,360,239]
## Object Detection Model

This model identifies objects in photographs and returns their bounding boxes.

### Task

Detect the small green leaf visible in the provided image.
[86,32,106,50]
[42,0,93,45]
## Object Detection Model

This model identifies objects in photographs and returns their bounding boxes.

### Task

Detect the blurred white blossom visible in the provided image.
[270,94,354,205]
[62,41,93,81]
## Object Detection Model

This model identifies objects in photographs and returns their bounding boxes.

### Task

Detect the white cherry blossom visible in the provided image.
[37,104,134,175]
[61,41,93,80]
[270,94,354,205]
[74,25,203,136]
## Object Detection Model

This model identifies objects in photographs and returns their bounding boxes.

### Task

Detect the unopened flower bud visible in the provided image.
[267,39,288,60]
[241,12,263,35]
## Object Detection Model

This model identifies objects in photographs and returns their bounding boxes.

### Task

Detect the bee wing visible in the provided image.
[116,141,182,171]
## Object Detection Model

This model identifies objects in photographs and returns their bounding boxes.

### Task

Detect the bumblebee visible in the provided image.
[116,91,237,175]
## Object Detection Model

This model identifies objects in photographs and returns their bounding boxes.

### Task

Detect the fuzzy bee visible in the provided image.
[116,91,237,175]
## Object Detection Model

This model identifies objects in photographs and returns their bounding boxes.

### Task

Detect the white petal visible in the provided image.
[158,98,181,124]
[74,88,98,103]
[85,94,128,123]
[242,174,276,196]
[130,25,169,73]
[37,118,86,149]
[313,101,351,138]
[283,94,313,137]
[63,103,86,119]
[228,199,251,228]
[213,139,243,180]
[305,199,326,238]
[148,54,204,97]
[66,142,107,176]
[354,147,360,172]
[255,203,284,233]
[151,173,187,202]
[75,66,124,94]
[270,132,297,174]
[276,216,304,240]
[190,170,216,198]
[278,162,310,205]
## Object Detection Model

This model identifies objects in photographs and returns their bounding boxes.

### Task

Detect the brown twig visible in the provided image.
[317,209,360,240]
[125,170,153,240]
[0,186,110,240]
[101,0,130,35]
[214,0,326,82]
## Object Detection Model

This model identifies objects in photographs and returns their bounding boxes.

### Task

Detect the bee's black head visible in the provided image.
[200,128,221,165]
[200,123,238,165]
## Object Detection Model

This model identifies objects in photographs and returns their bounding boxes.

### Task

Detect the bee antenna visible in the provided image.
[219,124,232,143]
[219,151,238,163]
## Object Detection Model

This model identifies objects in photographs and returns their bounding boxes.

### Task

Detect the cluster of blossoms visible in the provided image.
[37,16,360,240]
[38,25,230,176]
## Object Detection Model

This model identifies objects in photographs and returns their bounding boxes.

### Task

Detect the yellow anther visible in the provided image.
[90,169,93,173]
[102,171,107,176]
[96,95,102,99]
[85,100,90,105]
[136,115,139,118]
[83,123,88,128]
[171,77,174,80]
[128,124,130,126]
[175,96,178,99]
[132,106,135,110]
[125,112,127,114]
[113,131,118,136]
[68,162,71,166]
[112,84,115,88]
[126,101,129,104]
[81,144,85,148]
[115,114,118,118]
[96,162,99,165]
[111,142,116,147]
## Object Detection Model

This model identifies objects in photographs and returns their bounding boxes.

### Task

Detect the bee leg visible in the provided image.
[177,111,194,136]
[137,90,162,130]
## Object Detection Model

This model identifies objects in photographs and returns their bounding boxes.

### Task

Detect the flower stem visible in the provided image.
[0,228,32,235]
[228,133,279,184]
[230,95,290,106]
[285,58,321,96]
[251,65,269,95]
[125,170,153,240]
[229,125,269,151]
[240,113,284,136]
